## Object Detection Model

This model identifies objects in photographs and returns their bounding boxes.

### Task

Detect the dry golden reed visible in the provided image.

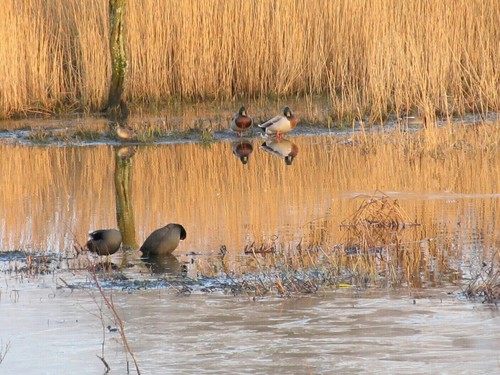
[0,0,499,119]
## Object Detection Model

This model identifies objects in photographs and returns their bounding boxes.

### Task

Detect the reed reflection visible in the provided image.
[260,138,299,165]
[231,140,254,164]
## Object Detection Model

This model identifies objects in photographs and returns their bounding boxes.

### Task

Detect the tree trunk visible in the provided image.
[107,0,127,111]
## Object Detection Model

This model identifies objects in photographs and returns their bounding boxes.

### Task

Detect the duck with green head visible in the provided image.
[258,107,298,138]
[230,106,253,136]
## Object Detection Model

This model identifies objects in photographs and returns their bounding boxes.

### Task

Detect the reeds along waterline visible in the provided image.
[1,0,499,119]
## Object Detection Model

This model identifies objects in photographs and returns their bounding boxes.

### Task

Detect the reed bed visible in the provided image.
[1,0,499,120]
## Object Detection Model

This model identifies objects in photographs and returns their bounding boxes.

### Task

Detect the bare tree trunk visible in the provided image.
[107,0,128,114]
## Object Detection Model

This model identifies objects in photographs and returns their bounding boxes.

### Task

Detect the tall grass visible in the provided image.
[1,0,499,120]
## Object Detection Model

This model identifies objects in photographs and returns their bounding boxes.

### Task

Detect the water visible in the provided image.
[0,287,498,374]
[0,117,499,374]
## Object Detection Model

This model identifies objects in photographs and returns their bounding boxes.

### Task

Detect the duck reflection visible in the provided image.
[116,145,137,160]
[260,138,299,165]
[141,254,182,275]
[232,140,254,165]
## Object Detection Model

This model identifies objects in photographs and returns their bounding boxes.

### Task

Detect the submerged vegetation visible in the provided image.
[0,0,499,120]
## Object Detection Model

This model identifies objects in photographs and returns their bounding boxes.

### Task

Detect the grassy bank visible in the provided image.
[1,0,499,120]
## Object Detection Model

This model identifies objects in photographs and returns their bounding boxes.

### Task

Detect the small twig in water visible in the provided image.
[97,355,111,373]
[0,341,12,365]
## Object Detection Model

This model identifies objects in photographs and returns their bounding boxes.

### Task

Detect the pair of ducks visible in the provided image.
[231,106,299,137]
[116,106,298,141]
[86,223,186,258]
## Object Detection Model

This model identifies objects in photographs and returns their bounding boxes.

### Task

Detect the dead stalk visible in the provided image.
[0,341,12,365]
[90,266,141,374]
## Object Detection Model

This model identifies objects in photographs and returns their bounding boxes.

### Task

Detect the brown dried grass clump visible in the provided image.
[318,194,429,287]
[1,0,499,120]
[340,194,419,253]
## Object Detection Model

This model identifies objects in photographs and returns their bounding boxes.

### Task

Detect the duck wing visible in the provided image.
[258,115,284,129]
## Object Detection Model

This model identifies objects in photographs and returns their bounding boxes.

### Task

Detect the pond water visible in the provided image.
[0,287,498,374]
[0,116,499,374]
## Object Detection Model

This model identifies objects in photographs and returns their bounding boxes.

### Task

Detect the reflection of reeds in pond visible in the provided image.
[195,195,462,291]
[0,146,116,251]
[0,1,499,119]
[0,125,499,289]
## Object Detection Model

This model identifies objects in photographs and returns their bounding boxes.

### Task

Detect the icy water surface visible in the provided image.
[0,286,499,374]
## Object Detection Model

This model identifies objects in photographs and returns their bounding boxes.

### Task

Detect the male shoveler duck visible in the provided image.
[258,107,298,138]
[230,106,253,136]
